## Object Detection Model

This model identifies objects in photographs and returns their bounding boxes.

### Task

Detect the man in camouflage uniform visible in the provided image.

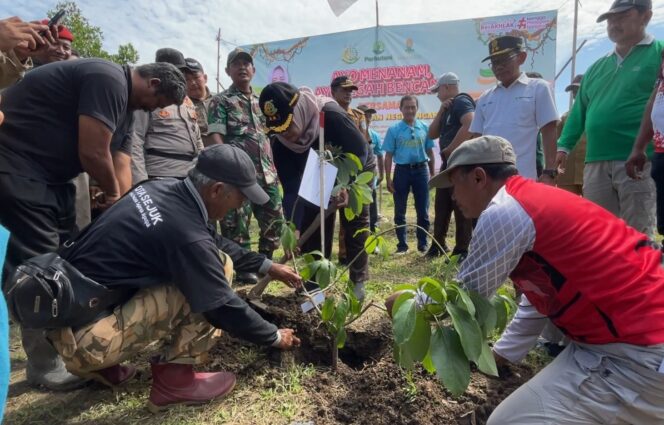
[130,48,204,183]
[183,57,215,146]
[208,48,283,284]
[330,76,371,264]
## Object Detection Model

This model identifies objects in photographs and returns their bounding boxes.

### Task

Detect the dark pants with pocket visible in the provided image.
[0,173,76,287]
[651,152,664,236]
[432,186,473,254]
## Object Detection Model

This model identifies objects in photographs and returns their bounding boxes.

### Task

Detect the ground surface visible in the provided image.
[5,189,552,425]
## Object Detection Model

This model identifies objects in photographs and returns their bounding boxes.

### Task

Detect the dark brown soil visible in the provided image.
[208,292,541,425]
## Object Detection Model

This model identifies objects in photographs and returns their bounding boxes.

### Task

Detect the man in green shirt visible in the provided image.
[207,49,284,284]
[556,0,661,237]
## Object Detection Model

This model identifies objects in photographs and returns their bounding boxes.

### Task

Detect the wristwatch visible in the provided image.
[542,169,558,178]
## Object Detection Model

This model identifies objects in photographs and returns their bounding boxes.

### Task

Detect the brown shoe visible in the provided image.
[85,363,137,388]
[147,362,236,413]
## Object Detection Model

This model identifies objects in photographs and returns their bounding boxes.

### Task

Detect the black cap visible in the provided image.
[565,74,583,92]
[331,76,358,90]
[227,48,253,67]
[357,104,377,114]
[258,82,300,134]
[155,48,187,69]
[183,57,204,73]
[482,36,525,62]
[195,145,269,205]
[597,0,651,22]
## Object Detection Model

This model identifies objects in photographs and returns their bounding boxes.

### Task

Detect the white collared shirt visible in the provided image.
[470,73,559,179]
[610,34,655,66]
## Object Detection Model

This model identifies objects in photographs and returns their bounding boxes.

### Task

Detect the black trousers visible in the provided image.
[431,186,473,254]
[0,173,76,288]
[651,152,664,236]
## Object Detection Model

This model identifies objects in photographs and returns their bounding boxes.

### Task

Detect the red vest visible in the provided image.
[506,176,664,345]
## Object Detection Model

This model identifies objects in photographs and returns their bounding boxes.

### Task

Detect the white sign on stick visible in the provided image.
[298,149,338,208]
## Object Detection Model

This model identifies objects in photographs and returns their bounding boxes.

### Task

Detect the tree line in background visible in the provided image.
[48,1,139,65]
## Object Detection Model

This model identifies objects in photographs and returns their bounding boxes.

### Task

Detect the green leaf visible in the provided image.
[348,188,361,214]
[446,302,483,362]
[364,234,378,254]
[430,327,470,397]
[468,291,497,338]
[336,327,347,348]
[392,284,416,292]
[280,223,296,251]
[355,171,374,185]
[476,341,499,377]
[344,206,356,221]
[420,280,446,305]
[321,297,335,322]
[336,160,351,186]
[421,350,436,374]
[404,312,431,362]
[315,260,330,288]
[356,183,373,203]
[393,298,417,345]
[394,343,415,370]
[456,287,476,316]
[491,296,509,333]
[345,153,362,173]
[334,297,349,331]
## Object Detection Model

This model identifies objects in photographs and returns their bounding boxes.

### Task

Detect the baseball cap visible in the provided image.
[428,136,517,189]
[259,82,300,133]
[227,48,253,66]
[565,74,583,92]
[429,72,460,93]
[195,144,269,205]
[597,0,651,22]
[183,57,204,73]
[357,104,377,114]
[331,76,358,91]
[155,48,187,69]
[482,36,525,62]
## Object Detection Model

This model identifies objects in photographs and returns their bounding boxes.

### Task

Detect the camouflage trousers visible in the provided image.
[48,253,234,375]
[221,180,283,252]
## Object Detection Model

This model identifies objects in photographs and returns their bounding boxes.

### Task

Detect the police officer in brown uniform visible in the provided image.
[130,48,204,183]
[330,76,370,263]
[183,57,215,146]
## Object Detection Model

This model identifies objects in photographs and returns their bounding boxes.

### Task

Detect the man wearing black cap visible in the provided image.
[207,48,284,284]
[557,74,586,195]
[469,35,559,183]
[130,48,205,183]
[559,0,661,237]
[9,144,302,410]
[182,57,214,144]
[0,57,186,390]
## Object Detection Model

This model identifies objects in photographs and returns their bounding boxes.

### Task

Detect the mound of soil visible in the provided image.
[209,292,540,425]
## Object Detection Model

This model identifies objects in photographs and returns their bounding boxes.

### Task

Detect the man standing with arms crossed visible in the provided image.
[208,48,284,284]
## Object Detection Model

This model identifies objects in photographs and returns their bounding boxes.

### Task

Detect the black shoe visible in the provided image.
[236,272,258,285]
[448,250,468,264]
[338,257,349,266]
[395,246,409,255]
[425,247,443,258]
[417,245,428,253]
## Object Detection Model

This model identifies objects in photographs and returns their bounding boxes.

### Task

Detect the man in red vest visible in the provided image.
[428,135,664,424]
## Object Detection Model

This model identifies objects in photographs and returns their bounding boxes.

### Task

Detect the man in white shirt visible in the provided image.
[470,35,559,183]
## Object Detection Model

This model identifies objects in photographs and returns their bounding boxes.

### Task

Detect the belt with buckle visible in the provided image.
[396,161,427,169]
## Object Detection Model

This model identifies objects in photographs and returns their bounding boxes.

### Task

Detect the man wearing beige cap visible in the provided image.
[425,135,664,424]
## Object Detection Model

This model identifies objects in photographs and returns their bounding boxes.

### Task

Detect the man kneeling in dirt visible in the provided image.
[7,145,302,412]
[388,136,664,424]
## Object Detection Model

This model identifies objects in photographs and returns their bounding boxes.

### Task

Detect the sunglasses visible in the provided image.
[489,53,518,69]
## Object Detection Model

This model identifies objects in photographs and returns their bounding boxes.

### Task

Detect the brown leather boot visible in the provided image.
[84,363,137,388]
[147,362,236,413]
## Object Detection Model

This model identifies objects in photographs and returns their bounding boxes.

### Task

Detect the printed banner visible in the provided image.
[243,10,557,136]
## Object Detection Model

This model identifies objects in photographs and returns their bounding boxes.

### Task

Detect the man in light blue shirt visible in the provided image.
[384,95,435,253]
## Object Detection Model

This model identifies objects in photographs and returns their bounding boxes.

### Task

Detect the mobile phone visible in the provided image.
[40,9,66,36]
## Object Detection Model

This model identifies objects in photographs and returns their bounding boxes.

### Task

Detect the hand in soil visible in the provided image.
[276,328,301,349]
[268,263,303,288]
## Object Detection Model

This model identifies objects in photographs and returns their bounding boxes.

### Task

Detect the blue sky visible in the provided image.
[3,0,664,113]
